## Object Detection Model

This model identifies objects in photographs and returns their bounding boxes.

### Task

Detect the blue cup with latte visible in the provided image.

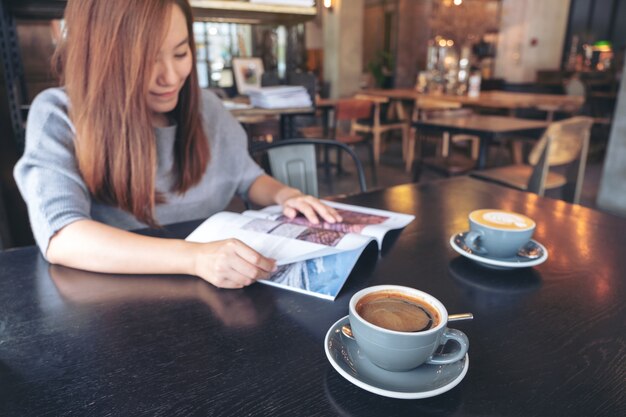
[464,209,536,259]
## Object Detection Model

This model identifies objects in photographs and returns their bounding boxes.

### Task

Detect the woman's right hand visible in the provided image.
[190,239,277,289]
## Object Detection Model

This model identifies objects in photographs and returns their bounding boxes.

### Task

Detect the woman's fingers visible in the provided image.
[283,206,298,219]
[286,198,320,224]
[304,198,342,223]
[283,196,343,224]
[194,239,276,289]
[230,239,276,273]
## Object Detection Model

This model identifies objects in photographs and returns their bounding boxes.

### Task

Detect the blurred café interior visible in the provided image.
[1,0,625,249]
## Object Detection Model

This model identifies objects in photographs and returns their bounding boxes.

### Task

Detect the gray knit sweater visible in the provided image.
[14,88,264,255]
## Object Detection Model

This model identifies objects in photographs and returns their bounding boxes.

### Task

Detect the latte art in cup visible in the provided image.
[469,209,535,231]
[464,209,536,258]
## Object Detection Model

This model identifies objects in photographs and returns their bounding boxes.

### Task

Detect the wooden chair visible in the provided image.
[332,98,377,185]
[249,138,367,197]
[471,117,593,204]
[351,94,410,168]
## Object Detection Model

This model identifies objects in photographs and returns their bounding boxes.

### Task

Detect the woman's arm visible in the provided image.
[45,176,339,289]
[47,219,276,289]
[247,174,342,224]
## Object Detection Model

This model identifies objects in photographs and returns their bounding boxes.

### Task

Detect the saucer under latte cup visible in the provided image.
[348,285,469,372]
[464,209,536,259]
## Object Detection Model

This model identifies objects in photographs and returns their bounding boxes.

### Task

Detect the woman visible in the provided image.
[14,0,340,289]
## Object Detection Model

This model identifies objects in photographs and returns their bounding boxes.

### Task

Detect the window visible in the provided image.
[193,22,252,88]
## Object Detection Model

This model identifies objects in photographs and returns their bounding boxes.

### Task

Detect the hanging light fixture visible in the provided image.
[323,0,333,12]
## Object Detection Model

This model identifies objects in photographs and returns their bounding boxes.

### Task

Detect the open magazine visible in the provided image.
[186,201,414,300]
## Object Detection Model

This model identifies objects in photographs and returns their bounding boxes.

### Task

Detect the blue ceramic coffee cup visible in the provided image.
[464,209,536,259]
[348,285,469,372]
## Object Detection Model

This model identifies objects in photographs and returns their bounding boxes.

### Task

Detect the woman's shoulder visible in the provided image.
[28,87,72,128]
[30,87,70,112]
[25,87,75,147]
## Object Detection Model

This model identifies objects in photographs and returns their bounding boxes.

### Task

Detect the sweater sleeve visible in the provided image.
[13,88,92,257]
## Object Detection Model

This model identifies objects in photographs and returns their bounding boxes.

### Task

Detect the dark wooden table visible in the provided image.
[414,115,549,169]
[1,177,625,416]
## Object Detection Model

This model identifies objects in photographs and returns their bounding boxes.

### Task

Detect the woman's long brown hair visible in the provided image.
[54,0,209,226]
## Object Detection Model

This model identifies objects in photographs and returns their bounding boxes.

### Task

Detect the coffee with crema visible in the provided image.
[356,291,440,332]
[469,209,535,231]
[349,285,469,371]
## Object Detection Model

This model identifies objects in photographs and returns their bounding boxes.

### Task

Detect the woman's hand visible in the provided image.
[190,239,276,289]
[276,187,343,225]
[247,175,343,225]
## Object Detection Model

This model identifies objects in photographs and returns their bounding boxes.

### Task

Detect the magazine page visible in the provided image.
[259,247,366,301]
[243,201,415,249]
[185,212,373,265]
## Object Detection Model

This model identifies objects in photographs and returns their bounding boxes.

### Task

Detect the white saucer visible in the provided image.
[450,232,548,269]
[324,316,469,399]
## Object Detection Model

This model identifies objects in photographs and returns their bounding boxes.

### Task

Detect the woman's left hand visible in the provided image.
[277,188,342,225]
[247,176,343,225]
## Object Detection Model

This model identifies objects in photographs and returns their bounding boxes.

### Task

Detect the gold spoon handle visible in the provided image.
[449,313,474,321]
[341,313,473,339]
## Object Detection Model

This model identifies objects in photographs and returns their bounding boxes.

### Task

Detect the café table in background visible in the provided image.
[364,88,585,118]
[414,114,549,169]
[0,177,624,416]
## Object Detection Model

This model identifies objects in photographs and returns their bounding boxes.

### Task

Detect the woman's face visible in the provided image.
[147,5,193,126]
